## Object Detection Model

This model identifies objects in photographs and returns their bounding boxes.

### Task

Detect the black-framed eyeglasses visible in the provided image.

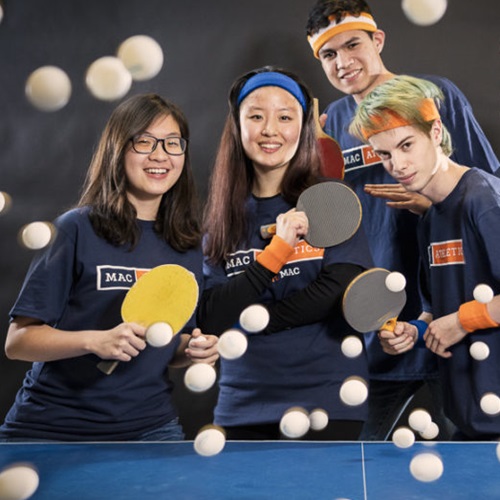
[131,134,188,156]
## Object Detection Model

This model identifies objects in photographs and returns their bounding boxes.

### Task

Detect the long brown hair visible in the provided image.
[78,93,200,251]
[203,66,320,265]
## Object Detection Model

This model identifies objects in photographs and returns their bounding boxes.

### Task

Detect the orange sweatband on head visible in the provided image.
[256,235,295,274]
[361,98,441,140]
[458,300,499,333]
[308,13,377,59]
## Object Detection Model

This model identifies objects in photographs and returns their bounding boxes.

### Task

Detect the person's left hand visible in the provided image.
[185,328,219,365]
[424,312,467,358]
[364,183,432,215]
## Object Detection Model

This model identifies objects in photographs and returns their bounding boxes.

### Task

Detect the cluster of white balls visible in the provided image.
[279,407,329,439]
[189,304,271,456]
[25,34,163,111]
[469,284,494,362]
[391,409,444,483]
[217,303,272,360]
[392,408,439,450]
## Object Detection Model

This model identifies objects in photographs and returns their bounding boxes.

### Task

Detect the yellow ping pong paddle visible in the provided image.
[342,268,407,334]
[97,264,199,375]
[314,98,345,180]
[259,180,362,248]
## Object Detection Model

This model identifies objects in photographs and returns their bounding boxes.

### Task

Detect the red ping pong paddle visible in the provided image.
[314,98,345,180]
[342,268,407,333]
[97,264,199,375]
[259,180,362,248]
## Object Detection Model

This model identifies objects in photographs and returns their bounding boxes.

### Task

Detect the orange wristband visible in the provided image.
[458,300,499,333]
[256,235,294,274]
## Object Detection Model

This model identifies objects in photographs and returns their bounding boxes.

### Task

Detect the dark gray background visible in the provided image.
[1,0,499,438]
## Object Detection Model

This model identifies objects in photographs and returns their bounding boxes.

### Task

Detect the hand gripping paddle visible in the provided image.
[97,264,199,375]
[314,98,345,180]
[342,267,407,333]
[259,180,362,248]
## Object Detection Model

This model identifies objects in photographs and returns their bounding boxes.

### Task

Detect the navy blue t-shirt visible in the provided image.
[323,74,500,380]
[204,193,373,426]
[418,169,500,438]
[0,207,203,441]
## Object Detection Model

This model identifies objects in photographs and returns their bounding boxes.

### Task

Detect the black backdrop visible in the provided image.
[1,0,499,438]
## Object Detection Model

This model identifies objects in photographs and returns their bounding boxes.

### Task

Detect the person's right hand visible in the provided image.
[93,322,147,362]
[378,321,417,355]
[275,208,309,247]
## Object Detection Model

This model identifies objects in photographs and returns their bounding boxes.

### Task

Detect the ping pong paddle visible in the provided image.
[259,180,362,248]
[342,267,407,333]
[314,98,345,180]
[97,264,199,375]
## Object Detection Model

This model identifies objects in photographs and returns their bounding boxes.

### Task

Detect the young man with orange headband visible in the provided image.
[349,74,500,440]
[306,0,500,441]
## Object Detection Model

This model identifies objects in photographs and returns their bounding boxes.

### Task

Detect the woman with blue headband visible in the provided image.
[198,66,373,440]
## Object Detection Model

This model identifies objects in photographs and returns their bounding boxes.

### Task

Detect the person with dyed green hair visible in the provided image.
[349,74,500,440]
[305,0,499,442]
[349,75,452,157]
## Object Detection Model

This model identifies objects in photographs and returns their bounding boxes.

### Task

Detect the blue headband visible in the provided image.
[236,72,307,111]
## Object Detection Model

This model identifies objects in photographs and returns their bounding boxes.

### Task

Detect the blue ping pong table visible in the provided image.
[1,440,499,499]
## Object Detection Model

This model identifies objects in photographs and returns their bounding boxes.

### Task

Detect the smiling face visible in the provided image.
[238,86,303,184]
[124,113,185,219]
[318,29,391,103]
[369,122,443,197]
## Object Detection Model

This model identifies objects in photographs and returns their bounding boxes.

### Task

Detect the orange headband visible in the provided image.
[361,98,440,140]
[308,13,377,59]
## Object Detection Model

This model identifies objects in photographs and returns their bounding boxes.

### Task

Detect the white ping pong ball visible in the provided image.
[0,463,40,500]
[309,408,329,431]
[194,426,226,457]
[146,322,173,348]
[480,393,500,416]
[218,329,248,360]
[401,0,447,27]
[339,377,368,406]
[25,65,72,112]
[341,336,363,358]
[469,341,490,361]
[408,409,432,433]
[280,408,310,438]
[385,272,406,293]
[239,304,270,333]
[419,421,439,440]
[409,452,444,483]
[20,221,53,250]
[473,284,494,304]
[0,192,12,215]
[184,363,216,393]
[85,56,132,101]
[117,35,164,81]
[392,427,415,449]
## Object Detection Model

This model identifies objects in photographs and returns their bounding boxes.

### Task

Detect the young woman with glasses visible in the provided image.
[0,93,218,442]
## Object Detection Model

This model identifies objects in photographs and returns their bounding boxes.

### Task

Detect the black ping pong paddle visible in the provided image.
[259,180,362,248]
[342,267,407,333]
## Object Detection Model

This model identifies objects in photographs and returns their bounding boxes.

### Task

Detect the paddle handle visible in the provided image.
[380,316,398,332]
[260,223,276,240]
[97,360,119,375]
[313,98,325,138]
